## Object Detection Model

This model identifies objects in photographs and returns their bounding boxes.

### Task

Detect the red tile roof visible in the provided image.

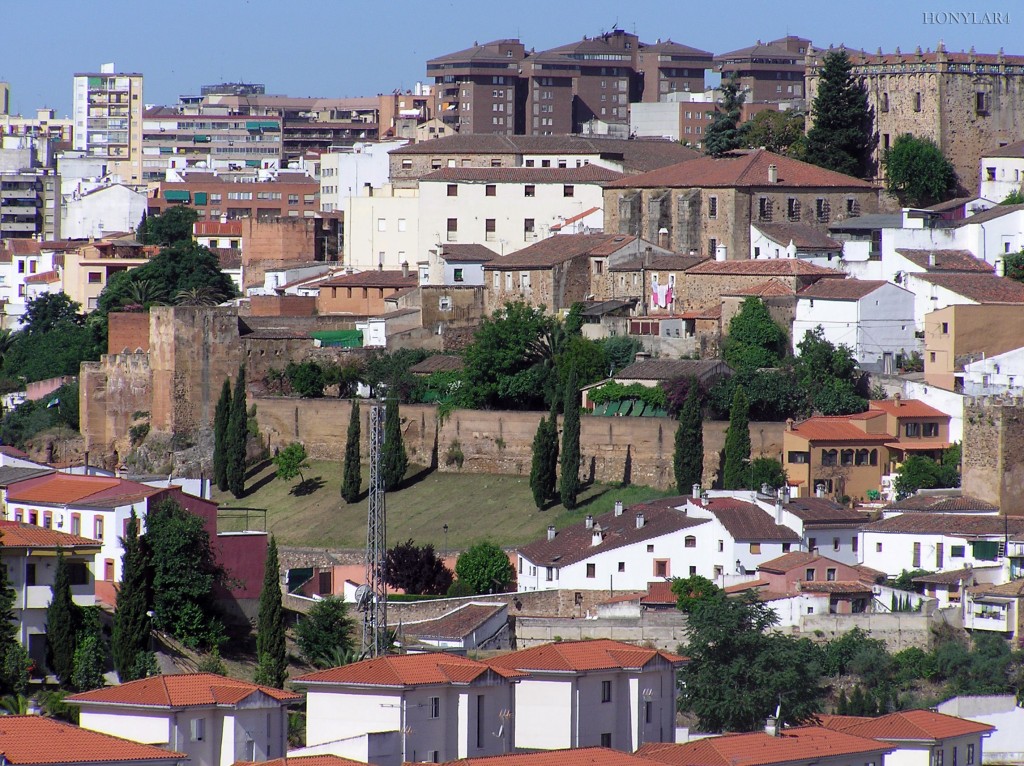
[552,207,602,230]
[24,270,61,285]
[194,220,244,237]
[723,279,796,298]
[421,166,624,184]
[319,270,418,289]
[787,416,891,443]
[609,254,706,273]
[238,758,366,766]
[640,580,678,605]
[294,652,525,687]
[605,149,875,190]
[403,603,505,641]
[691,498,801,541]
[868,399,948,419]
[817,709,994,741]
[863,513,1024,537]
[615,359,732,382]
[883,493,998,513]
[914,273,1024,303]
[67,673,300,707]
[894,249,994,273]
[638,726,892,766]
[952,204,1024,226]
[686,259,845,277]
[754,224,842,251]
[798,580,873,594]
[782,497,866,525]
[985,141,1024,159]
[433,747,658,766]
[482,234,637,269]
[0,521,100,549]
[757,551,833,573]
[0,716,185,764]
[439,244,499,263]
[5,475,159,506]
[798,279,891,300]
[487,638,686,673]
[408,355,464,374]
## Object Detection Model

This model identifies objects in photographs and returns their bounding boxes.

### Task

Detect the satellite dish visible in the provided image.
[354,584,371,612]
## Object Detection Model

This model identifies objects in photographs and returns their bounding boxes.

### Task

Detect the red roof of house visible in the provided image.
[868,399,948,419]
[5,475,157,505]
[67,673,300,707]
[641,580,678,605]
[238,758,366,766]
[722,279,796,298]
[817,709,994,741]
[319,270,418,289]
[420,166,624,184]
[24,270,61,285]
[432,748,658,766]
[552,207,602,230]
[914,273,1024,303]
[194,220,244,237]
[686,259,845,278]
[482,234,639,269]
[787,416,891,443]
[638,726,892,766]
[754,224,842,251]
[605,149,875,190]
[0,716,185,764]
[487,638,687,673]
[294,652,525,687]
[0,521,100,549]
[689,498,801,541]
[798,279,891,301]
[894,249,994,273]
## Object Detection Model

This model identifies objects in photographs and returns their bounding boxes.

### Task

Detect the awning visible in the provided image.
[193,134,211,143]
[194,192,208,205]
[164,190,190,202]
[885,441,951,452]
[245,159,261,167]
[246,120,279,131]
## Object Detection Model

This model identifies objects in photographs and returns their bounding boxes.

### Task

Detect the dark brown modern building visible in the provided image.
[148,173,321,221]
[715,35,810,104]
[636,40,713,102]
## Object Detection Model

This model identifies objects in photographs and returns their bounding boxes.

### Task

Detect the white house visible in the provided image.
[979,142,1024,202]
[69,673,300,766]
[401,603,510,651]
[62,182,148,239]
[747,493,866,566]
[342,184,419,271]
[438,244,498,286]
[0,717,185,766]
[962,580,1024,638]
[793,279,916,371]
[750,223,844,266]
[294,653,521,766]
[936,695,1024,764]
[320,140,409,214]
[961,345,1024,397]
[487,639,686,752]
[0,239,71,328]
[904,272,1024,330]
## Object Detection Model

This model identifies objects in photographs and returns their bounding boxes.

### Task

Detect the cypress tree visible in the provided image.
[254,536,287,689]
[226,366,248,497]
[381,397,408,491]
[46,548,80,686]
[704,75,745,157]
[804,50,874,178]
[0,530,25,694]
[559,368,581,509]
[722,386,752,490]
[529,412,557,510]
[545,404,559,502]
[111,511,152,682]
[673,378,704,493]
[341,399,362,503]
[213,377,232,492]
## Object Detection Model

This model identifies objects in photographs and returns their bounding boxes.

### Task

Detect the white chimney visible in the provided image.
[928,252,937,267]
[765,716,779,737]
[815,484,825,498]
[547,525,556,541]
[636,513,646,529]
[768,164,778,184]
[614,501,624,516]
[401,261,410,278]
[585,515,594,529]
[715,244,728,261]
[997,258,1006,277]
[692,483,701,500]
[775,497,784,525]
[592,525,604,547]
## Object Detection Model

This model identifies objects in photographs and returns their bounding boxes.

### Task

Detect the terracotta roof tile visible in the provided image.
[914,273,1024,303]
[863,513,1024,537]
[24,270,61,285]
[787,416,891,443]
[294,652,523,687]
[605,149,875,190]
[953,204,1024,226]
[912,566,995,586]
[968,579,1024,597]
[723,279,796,297]
[985,141,1024,159]
[439,244,499,263]
[869,399,948,419]
[754,224,842,251]
[408,355,464,374]
[782,497,865,524]
[481,234,637,269]
[798,279,891,300]
[421,166,623,184]
[798,580,873,594]
[691,498,801,541]
[238,758,366,766]
[817,709,993,741]
[640,580,678,605]
[552,207,602,230]
[194,220,244,237]
[0,716,185,764]
[404,603,505,641]
[638,726,892,766]
[894,249,994,273]
[884,493,999,513]
[487,638,686,673]
[433,747,658,766]
[758,551,830,573]
[686,259,845,277]
[320,270,418,289]
[615,359,732,382]
[0,521,100,549]
[609,254,706,272]
[5,475,152,505]
[67,673,300,707]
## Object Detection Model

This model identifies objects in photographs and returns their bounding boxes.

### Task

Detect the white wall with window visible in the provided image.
[342,185,419,271]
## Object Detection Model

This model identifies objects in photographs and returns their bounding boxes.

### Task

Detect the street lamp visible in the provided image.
[443,524,449,560]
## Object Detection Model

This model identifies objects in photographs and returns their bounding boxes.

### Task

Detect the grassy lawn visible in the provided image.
[212,461,673,551]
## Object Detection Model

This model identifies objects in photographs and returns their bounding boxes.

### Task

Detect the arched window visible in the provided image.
[840,449,854,466]
[855,449,870,466]
[870,449,878,466]
[822,449,838,466]
[684,536,697,548]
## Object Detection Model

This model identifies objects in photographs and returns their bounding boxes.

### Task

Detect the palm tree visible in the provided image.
[0,328,15,369]
[122,279,166,307]
[0,694,29,715]
[175,285,221,306]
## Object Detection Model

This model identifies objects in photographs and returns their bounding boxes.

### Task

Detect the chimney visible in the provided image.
[401,261,410,278]
[692,483,701,500]
[377,262,384,271]
[768,164,778,184]
[547,525,556,541]
[689,248,697,257]
[644,245,653,268]
[893,391,902,407]
[715,244,727,261]
[928,251,936,267]
[815,484,825,498]
[592,526,604,546]
[614,501,624,516]
[997,258,1006,277]
[585,515,594,529]
[775,497,784,525]
[765,716,779,737]
[83,451,89,471]
[658,228,669,249]
[636,513,646,529]
[785,418,795,431]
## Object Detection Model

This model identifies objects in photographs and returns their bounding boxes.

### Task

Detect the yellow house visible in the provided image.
[61,238,157,311]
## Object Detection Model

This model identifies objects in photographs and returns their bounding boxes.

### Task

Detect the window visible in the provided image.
[447,218,458,242]
[601,680,612,702]
[808,537,817,551]
[67,562,88,586]
[618,562,625,572]
[377,218,386,232]
[645,700,653,724]
[43,511,52,529]
[876,542,883,553]
[913,542,922,568]
[951,545,965,558]
[476,695,485,748]
[967,744,975,765]
[782,543,791,553]
[806,568,816,581]
[833,537,841,551]
[524,185,536,197]
[654,560,669,577]
[749,543,761,554]
[454,268,464,283]
[563,185,574,197]
[520,272,530,290]
[431,159,442,170]
[827,568,837,581]
[708,238,717,256]
[708,196,718,218]
[88,271,103,284]
[816,198,830,222]
[486,184,496,197]
[397,218,407,232]
[914,92,922,112]
[905,423,921,438]
[976,92,988,115]
[485,218,496,241]
[758,197,772,221]
[601,734,612,748]
[71,513,81,536]
[935,750,944,766]
[923,422,939,438]
[524,218,535,238]
[881,92,889,112]
[841,449,854,466]
[821,449,838,466]
[429,696,440,718]
[788,451,809,464]
[647,544,655,553]
[447,184,458,197]
[94,517,104,541]
[684,536,696,548]
[191,718,205,742]
[25,564,35,587]
[718,540,724,552]
[855,448,870,466]
[586,563,596,578]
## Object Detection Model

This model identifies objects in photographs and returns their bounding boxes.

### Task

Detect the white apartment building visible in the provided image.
[979,141,1024,202]
[62,182,148,239]
[72,63,144,184]
[342,184,419,271]
[320,140,408,213]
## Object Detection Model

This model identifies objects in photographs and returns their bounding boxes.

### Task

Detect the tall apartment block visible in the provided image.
[714,36,810,104]
[427,39,526,135]
[72,63,144,183]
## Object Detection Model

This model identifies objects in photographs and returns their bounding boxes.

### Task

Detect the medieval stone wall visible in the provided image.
[963,396,1024,514]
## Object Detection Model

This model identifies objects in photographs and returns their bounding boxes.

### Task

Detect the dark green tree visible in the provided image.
[722,386,752,489]
[1005,251,1024,283]
[455,541,515,595]
[704,75,745,157]
[559,368,581,509]
[381,397,408,491]
[794,327,866,416]
[137,205,199,246]
[893,455,960,500]
[671,575,721,613]
[723,298,788,372]
[341,400,362,503]
[213,377,232,493]
[254,536,287,689]
[749,457,787,490]
[0,531,29,695]
[295,596,355,669]
[46,548,80,686]
[529,410,559,509]
[226,366,248,497]
[111,511,152,682]
[285,361,326,398]
[674,377,704,493]
[740,110,806,155]
[804,50,875,178]
[71,607,106,692]
[383,539,453,595]
[21,293,84,335]
[883,134,958,207]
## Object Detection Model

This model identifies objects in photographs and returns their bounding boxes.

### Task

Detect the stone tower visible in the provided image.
[962,396,1024,514]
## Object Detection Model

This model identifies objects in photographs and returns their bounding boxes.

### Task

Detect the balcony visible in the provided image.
[966,610,1010,632]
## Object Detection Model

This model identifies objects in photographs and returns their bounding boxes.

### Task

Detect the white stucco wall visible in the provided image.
[343,187,419,271]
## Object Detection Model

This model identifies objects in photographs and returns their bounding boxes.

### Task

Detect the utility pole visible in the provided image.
[362,389,388,657]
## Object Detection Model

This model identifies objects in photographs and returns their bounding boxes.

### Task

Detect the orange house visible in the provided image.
[317,269,418,315]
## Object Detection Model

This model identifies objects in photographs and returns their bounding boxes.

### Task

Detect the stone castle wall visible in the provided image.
[963,397,1024,514]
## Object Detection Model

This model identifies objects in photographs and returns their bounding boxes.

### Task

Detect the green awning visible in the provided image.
[245,159,261,167]
[312,330,363,348]
[972,541,1000,561]
[605,401,621,416]
[246,120,279,131]
[193,134,211,143]
[164,190,190,202]
[159,147,173,154]
[194,192,208,205]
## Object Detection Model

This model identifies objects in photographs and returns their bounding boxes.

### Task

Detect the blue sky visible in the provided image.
[0,0,1017,116]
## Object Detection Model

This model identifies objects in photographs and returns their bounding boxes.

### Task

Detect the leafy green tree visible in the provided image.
[1002,190,1024,205]
[2,325,100,383]
[341,399,362,503]
[0,531,29,695]
[804,50,875,178]
[705,75,745,157]
[382,539,453,596]
[323,362,363,398]
[46,549,81,686]
[146,500,224,649]
[1003,251,1024,283]
[559,368,581,509]
[381,397,408,491]
[551,336,607,410]
[793,328,867,416]
[722,386,752,489]
[529,410,559,509]
[455,542,515,595]
[893,455,960,500]
[213,378,232,493]
[254,537,287,689]
[226,366,248,497]
[71,607,106,692]
[671,575,721,613]
[674,378,704,493]
[362,348,431,403]
[137,205,198,246]
[679,594,825,731]
[600,335,642,374]
[750,457,787,490]
[273,442,310,485]
[111,511,152,682]
[295,596,356,669]
[22,293,84,334]
[174,286,221,307]
[883,134,958,207]
[740,110,806,155]
[285,361,326,398]
[723,298,788,372]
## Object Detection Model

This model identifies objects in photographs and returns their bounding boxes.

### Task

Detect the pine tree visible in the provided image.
[213,377,232,493]
[529,413,555,510]
[836,688,849,715]
[226,365,248,497]
[254,536,287,689]
[673,378,704,493]
[804,50,875,178]
[112,511,152,682]
[341,398,362,503]
[46,548,80,686]
[381,397,408,492]
[704,75,746,157]
[559,368,581,509]
[545,404,560,502]
[722,386,752,489]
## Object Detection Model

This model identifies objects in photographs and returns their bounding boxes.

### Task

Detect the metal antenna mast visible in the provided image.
[362,390,388,657]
